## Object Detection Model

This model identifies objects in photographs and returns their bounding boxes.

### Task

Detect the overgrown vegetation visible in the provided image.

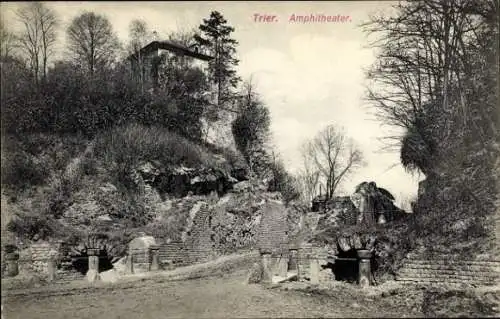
[363,0,499,257]
[1,5,300,249]
[93,123,227,189]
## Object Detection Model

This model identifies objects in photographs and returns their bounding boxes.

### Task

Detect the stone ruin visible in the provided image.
[312,181,407,226]
[133,160,248,199]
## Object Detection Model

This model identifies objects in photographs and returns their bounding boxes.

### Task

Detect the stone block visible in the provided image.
[86,269,100,283]
[277,256,288,277]
[310,258,320,285]
[261,253,273,283]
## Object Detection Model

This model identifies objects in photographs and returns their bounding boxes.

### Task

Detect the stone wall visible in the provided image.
[14,241,83,283]
[155,208,217,268]
[396,256,500,285]
[27,242,61,274]
[133,198,290,271]
[158,242,187,266]
[257,200,289,254]
[184,208,215,264]
[296,243,313,280]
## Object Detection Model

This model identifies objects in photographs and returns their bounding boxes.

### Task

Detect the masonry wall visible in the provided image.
[14,242,84,283]
[140,199,291,271]
[158,242,187,266]
[296,243,312,280]
[184,209,216,264]
[257,200,289,254]
[396,256,500,285]
[26,242,61,274]
[156,208,216,268]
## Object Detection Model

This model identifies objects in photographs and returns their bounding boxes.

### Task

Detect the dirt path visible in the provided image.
[2,270,399,319]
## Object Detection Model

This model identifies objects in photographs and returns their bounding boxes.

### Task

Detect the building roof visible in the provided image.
[127,40,214,62]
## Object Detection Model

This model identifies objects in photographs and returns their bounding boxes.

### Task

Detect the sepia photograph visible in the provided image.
[0,1,499,318]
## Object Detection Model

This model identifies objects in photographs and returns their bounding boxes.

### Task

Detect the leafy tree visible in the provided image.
[195,11,241,106]
[155,52,211,140]
[231,80,271,176]
[67,12,120,75]
[268,153,301,204]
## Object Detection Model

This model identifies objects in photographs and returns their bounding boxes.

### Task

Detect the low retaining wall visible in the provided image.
[396,257,500,285]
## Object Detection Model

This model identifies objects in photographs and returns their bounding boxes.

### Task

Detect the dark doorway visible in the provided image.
[71,248,114,275]
[333,248,358,283]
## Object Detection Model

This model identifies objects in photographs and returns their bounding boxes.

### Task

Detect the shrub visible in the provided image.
[6,213,55,240]
[268,159,301,203]
[1,132,88,194]
[95,190,152,228]
[1,150,49,192]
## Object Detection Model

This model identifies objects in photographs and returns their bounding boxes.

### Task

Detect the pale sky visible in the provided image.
[1,1,423,205]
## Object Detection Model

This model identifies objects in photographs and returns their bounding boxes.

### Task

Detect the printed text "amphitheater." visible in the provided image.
[289,14,352,23]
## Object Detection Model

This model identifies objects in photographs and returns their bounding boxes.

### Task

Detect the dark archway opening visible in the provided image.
[332,248,358,283]
[71,248,114,275]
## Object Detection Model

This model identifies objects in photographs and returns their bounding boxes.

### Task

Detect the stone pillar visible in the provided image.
[261,250,273,283]
[86,248,100,283]
[47,249,58,282]
[126,251,134,274]
[298,243,312,281]
[288,249,298,272]
[149,245,160,271]
[47,258,56,282]
[310,257,320,285]
[357,249,372,288]
[277,255,288,277]
[5,252,19,277]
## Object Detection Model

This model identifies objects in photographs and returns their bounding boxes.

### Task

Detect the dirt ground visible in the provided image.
[1,271,402,319]
[2,269,498,319]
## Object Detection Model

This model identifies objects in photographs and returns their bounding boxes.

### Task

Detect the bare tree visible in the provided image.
[305,125,364,200]
[362,0,498,173]
[15,2,58,83]
[127,19,151,91]
[67,12,120,75]
[0,18,15,60]
[169,25,198,48]
[169,26,199,70]
[362,0,498,243]
[295,141,321,203]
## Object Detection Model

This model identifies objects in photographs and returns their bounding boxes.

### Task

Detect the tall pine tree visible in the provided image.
[194,11,240,107]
